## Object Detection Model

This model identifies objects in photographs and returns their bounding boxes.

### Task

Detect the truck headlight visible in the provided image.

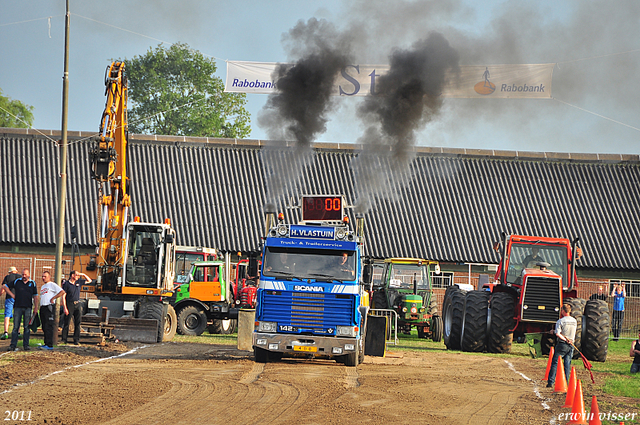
[335,227,346,240]
[277,225,288,236]
[344,344,355,351]
[336,326,357,337]
[257,321,277,332]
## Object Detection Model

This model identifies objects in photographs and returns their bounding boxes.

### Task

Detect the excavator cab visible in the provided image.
[123,222,176,291]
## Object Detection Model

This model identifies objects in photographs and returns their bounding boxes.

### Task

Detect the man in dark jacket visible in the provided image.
[4,269,38,351]
[61,271,91,345]
[1,266,21,339]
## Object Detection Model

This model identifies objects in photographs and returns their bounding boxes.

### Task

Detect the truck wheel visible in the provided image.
[343,350,358,367]
[177,306,207,336]
[163,305,177,342]
[487,292,515,353]
[582,299,609,362]
[443,285,464,350]
[460,291,490,352]
[210,318,237,334]
[254,346,269,363]
[564,298,586,358]
[431,315,443,342]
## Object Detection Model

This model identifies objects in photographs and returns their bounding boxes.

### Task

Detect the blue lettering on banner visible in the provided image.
[232,78,275,89]
[500,83,545,93]
[290,225,335,240]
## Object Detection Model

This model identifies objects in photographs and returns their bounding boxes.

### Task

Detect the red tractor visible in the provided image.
[443,233,609,361]
[233,257,259,309]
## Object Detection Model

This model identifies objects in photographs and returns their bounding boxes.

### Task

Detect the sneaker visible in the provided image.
[73,342,81,346]
[546,382,553,388]
[0,332,8,340]
[23,347,30,351]
[39,346,53,351]
[7,346,16,352]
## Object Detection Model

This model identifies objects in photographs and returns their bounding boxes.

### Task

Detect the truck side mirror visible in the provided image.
[165,234,174,244]
[362,264,373,285]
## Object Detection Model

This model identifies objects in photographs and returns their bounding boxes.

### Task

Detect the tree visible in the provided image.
[126,43,251,138]
[0,89,34,128]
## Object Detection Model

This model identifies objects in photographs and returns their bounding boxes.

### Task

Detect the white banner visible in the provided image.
[225,60,554,99]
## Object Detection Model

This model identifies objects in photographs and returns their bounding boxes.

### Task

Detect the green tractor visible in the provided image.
[371,258,443,341]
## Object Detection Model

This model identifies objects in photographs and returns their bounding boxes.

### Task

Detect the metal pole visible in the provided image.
[53,0,70,346]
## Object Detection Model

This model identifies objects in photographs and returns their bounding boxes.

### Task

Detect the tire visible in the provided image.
[372,291,388,309]
[565,298,586,358]
[417,326,427,339]
[139,302,177,342]
[582,299,609,362]
[487,292,515,353]
[443,286,464,350]
[427,296,438,315]
[255,346,268,363]
[431,315,443,342]
[210,318,237,334]
[343,350,358,367]
[460,291,490,352]
[176,305,208,336]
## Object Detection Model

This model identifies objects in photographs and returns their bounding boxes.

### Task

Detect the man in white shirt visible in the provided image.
[547,303,577,388]
[39,271,67,350]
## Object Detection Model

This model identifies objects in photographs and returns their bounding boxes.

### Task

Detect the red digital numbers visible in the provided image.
[302,196,342,221]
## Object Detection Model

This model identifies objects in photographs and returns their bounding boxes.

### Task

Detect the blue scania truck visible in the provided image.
[252,195,370,367]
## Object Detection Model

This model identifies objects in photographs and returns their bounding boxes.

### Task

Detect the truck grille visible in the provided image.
[261,291,355,332]
[521,277,561,322]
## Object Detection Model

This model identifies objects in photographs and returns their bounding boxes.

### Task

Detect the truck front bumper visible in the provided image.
[253,332,358,357]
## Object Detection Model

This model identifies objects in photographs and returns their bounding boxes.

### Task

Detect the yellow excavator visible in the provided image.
[74,61,177,342]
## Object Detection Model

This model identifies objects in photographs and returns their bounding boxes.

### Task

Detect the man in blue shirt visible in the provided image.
[611,283,626,341]
[4,269,39,351]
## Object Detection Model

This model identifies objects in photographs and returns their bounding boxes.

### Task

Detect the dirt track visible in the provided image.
[0,341,571,424]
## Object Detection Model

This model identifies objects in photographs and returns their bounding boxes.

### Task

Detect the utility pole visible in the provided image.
[53,0,71,346]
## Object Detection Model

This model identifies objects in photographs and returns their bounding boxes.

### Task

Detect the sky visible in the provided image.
[1,0,639,154]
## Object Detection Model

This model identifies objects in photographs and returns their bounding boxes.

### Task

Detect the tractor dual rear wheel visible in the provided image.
[443,286,464,350]
[460,291,490,352]
[487,292,515,354]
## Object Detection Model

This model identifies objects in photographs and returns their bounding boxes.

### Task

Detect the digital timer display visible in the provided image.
[301,196,343,221]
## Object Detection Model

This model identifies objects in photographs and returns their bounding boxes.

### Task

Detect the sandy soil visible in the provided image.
[0,341,635,424]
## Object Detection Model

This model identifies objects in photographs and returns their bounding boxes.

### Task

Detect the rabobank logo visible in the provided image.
[474,67,496,95]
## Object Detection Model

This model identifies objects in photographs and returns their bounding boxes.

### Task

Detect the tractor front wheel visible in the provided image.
[431,315,443,342]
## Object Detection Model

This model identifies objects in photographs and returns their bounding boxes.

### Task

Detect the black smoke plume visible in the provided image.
[258,18,354,206]
[352,32,460,213]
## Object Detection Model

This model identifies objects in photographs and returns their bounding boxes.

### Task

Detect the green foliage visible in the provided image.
[125,43,251,138]
[0,89,34,128]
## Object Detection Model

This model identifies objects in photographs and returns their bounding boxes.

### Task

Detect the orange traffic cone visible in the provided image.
[569,379,587,424]
[563,366,577,407]
[554,356,568,393]
[587,395,602,425]
[545,346,555,380]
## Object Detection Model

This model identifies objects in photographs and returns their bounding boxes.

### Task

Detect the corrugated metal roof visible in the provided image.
[1,128,639,271]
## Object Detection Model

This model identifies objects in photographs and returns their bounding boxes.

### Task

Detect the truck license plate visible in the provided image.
[279,325,298,332]
[293,345,317,352]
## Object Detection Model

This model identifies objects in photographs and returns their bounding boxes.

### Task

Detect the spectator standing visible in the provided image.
[1,266,21,339]
[631,330,640,374]
[589,285,608,301]
[547,304,577,388]
[3,269,38,351]
[611,283,626,341]
[61,271,90,345]
[39,271,67,350]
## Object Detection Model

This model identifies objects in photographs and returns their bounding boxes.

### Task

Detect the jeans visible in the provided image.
[40,305,57,348]
[62,302,82,344]
[631,362,640,374]
[10,307,32,349]
[612,310,624,340]
[547,341,574,386]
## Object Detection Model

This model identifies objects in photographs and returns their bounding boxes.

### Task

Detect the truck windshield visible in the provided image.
[262,247,356,282]
[506,244,568,285]
[388,264,429,290]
